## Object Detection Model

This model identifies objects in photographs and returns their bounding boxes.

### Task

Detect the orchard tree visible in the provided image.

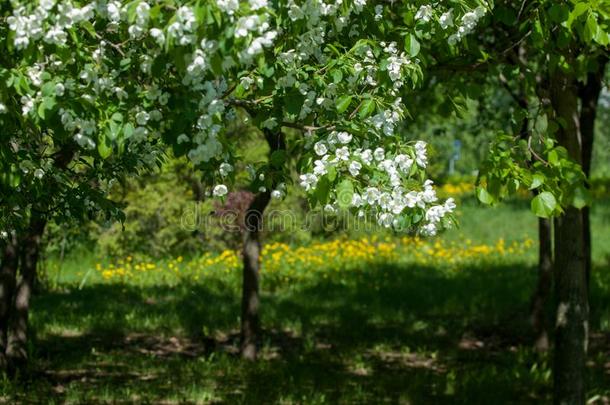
[373,1,607,401]
[1,0,491,364]
[0,0,165,368]
[453,1,609,403]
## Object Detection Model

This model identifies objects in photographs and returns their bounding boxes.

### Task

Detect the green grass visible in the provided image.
[2,198,609,404]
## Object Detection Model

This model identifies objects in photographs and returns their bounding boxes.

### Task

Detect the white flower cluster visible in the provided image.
[214,0,277,63]
[374,5,383,21]
[415,5,433,23]
[106,1,122,22]
[448,6,487,45]
[59,108,97,149]
[128,2,150,39]
[216,0,239,15]
[270,182,287,199]
[414,3,486,45]
[383,41,410,89]
[235,15,263,38]
[369,98,404,137]
[167,6,198,46]
[213,184,228,197]
[241,29,278,63]
[422,197,456,236]
[187,80,227,165]
[250,0,269,11]
[352,46,378,87]
[183,39,218,86]
[439,10,454,30]
[300,137,455,235]
[279,0,370,69]
[8,1,95,49]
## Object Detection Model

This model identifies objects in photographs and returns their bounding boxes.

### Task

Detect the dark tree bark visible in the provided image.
[0,233,19,369]
[578,56,607,288]
[530,217,553,352]
[240,191,270,360]
[6,215,46,366]
[239,129,285,360]
[554,207,588,405]
[551,70,588,405]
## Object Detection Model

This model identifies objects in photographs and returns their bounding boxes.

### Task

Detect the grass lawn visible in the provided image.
[2,198,609,404]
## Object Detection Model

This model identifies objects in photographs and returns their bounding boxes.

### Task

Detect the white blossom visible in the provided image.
[314,141,328,156]
[299,173,318,191]
[415,5,433,22]
[213,184,228,197]
[348,161,362,176]
[373,147,385,161]
[336,146,350,161]
[440,10,454,29]
[336,131,352,144]
[219,163,233,177]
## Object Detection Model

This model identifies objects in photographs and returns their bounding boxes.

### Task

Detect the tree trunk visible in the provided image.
[7,216,46,366]
[240,191,270,360]
[578,56,607,287]
[0,233,19,369]
[554,208,588,405]
[551,70,588,405]
[530,217,553,351]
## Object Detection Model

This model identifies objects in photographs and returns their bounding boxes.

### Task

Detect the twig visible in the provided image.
[528,135,549,166]
[221,83,237,99]
[281,122,335,132]
[349,99,364,120]
[95,33,125,57]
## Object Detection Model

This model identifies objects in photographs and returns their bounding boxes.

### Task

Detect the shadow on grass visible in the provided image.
[3,262,609,403]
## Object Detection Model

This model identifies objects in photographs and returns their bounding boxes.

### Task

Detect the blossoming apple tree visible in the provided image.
[1,0,489,365]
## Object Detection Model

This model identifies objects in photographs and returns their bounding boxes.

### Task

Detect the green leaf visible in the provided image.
[476,187,495,205]
[80,21,97,39]
[9,173,21,188]
[111,112,124,123]
[548,4,569,23]
[535,114,548,134]
[123,123,134,139]
[108,121,121,141]
[548,149,559,165]
[571,3,589,20]
[41,82,55,97]
[98,135,112,159]
[358,99,376,119]
[531,192,557,218]
[327,166,337,182]
[529,174,545,190]
[583,14,599,43]
[532,19,545,47]
[331,69,343,84]
[405,34,420,57]
[335,95,353,114]
[594,28,609,46]
[37,97,56,120]
[120,58,132,69]
[336,179,354,209]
